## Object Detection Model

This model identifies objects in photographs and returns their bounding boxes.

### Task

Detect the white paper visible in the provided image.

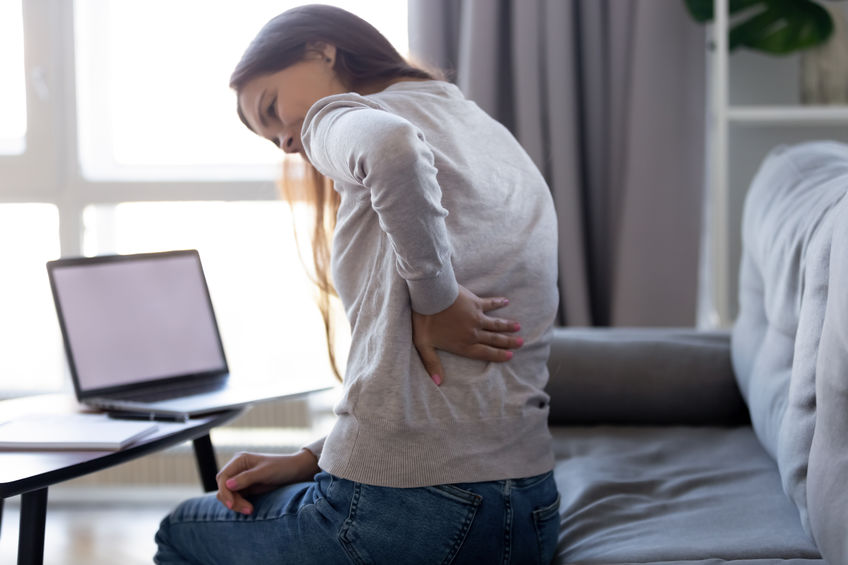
[0,413,158,450]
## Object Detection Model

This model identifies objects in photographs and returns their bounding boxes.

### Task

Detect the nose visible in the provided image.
[277,133,301,154]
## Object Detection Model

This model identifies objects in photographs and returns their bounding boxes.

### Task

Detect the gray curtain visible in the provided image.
[409,0,706,326]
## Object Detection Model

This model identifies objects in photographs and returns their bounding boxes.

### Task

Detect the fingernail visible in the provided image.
[226,479,237,489]
[514,323,521,331]
[505,351,514,361]
[432,374,442,386]
[226,500,233,509]
[502,298,510,306]
[516,338,524,347]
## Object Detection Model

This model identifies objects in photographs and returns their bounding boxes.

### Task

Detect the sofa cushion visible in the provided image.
[806,193,848,565]
[732,141,848,532]
[546,327,748,426]
[551,426,821,564]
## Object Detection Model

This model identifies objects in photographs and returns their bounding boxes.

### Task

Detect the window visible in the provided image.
[0,1,405,396]
[0,0,27,154]
[74,0,409,180]
[0,204,63,392]
[82,201,344,383]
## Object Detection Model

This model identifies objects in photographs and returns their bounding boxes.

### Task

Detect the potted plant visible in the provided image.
[684,0,848,103]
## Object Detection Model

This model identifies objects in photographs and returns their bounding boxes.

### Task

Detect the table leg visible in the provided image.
[18,487,48,565]
[192,434,219,492]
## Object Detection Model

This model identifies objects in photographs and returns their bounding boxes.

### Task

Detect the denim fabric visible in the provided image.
[155,470,560,565]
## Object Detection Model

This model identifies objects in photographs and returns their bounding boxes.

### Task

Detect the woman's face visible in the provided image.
[238,46,346,155]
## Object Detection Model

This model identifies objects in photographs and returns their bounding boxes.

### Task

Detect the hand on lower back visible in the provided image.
[412,284,523,386]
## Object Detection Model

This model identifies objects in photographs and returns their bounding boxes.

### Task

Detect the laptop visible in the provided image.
[47,249,331,419]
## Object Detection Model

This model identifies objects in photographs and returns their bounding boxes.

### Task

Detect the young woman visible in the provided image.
[155,5,560,564]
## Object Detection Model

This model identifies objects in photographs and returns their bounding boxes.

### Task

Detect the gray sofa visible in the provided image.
[545,141,848,565]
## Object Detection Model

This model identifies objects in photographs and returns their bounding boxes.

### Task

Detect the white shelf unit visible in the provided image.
[727,106,848,124]
[705,0,848,328]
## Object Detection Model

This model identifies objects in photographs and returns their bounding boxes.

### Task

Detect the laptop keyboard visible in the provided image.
[107,381,226,403]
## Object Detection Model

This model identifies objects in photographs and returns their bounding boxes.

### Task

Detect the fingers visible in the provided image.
[477,330,524,350]
[223,472,253,493]
[479,297,520,334]
[216,479,252,514]
[480,316,521,334]
[217,489,253,515]
[216,477,254,515]
[415,341,445,386]
[466,343,517,363]
[412,287,522,380]
[215,453,257,515]
[215,457,241,510]
[216,479,253,514]
[480,296,510,312]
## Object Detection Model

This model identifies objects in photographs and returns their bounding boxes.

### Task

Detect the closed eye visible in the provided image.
[266,97,278,121]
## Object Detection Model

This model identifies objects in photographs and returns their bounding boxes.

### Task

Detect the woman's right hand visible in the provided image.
[216,449,319,515]
[412,284,523,385]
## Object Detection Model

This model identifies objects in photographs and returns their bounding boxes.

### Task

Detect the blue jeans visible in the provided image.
[154,470,560,564]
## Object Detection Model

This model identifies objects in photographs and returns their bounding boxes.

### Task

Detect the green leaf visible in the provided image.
[732,0,834,54]
[684,0,714,22]
[683,0,836,55]
[728,8,783,50]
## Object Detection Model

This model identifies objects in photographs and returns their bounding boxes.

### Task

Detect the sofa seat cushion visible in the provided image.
[551,426,822,564]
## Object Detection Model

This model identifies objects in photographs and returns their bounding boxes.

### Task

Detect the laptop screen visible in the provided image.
[48,250,228,395]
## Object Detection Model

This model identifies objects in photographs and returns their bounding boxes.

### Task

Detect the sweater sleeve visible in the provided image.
[301,94,459,315]
[303,436,326,460]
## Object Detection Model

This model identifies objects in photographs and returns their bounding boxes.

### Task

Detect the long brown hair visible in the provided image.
[230,4,439,381]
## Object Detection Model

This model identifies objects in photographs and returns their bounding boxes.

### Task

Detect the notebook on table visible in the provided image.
[0,413,158,451]
[47,249,329,419]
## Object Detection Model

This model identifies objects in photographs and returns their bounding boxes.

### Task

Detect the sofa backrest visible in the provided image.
[731,141,848,562]
[806,192,848,564]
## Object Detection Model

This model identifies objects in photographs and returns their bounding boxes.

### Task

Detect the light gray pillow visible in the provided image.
[807,194,848,565]
[731,141,848,533]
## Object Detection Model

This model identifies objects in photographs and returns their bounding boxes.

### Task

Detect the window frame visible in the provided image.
[2,0,405,398]
[1,1,58,200]
[0,1,307,397]
[0,1,278,260]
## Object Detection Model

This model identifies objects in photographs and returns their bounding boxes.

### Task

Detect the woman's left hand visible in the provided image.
[412,285,523,385]
[215,449,319,515]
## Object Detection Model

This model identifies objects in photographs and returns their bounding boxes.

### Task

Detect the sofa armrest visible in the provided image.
[546,327,749,426]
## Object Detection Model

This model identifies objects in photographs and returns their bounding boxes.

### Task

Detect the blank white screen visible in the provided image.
[52,254,226,391]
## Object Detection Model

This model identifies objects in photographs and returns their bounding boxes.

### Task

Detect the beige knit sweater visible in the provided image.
[300,80,558,488]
